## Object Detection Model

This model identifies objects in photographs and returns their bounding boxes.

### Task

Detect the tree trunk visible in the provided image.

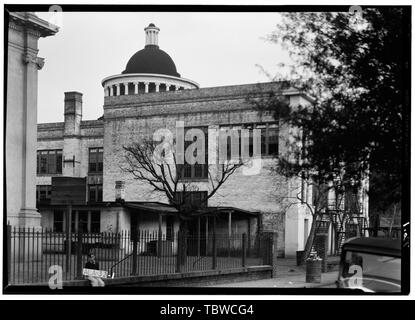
[178,218,189,268]
[389,204,397,236]
[300,215,319,266]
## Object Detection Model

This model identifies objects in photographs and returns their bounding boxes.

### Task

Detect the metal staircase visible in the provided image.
[329,209,369,255]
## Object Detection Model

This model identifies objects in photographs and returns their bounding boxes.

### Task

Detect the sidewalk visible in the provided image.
[208,256,340,288]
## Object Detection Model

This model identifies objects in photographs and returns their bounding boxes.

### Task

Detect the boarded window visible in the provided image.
[88,184,103,203]
[53,210,64,232]
[89,148,103,173]
[179,127,208,180]
[37,150,62,174]
[36,185,52,203]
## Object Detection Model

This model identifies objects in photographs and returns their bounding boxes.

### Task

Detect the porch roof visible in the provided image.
[194,207,260,218]
[122,202,259,218]
[122,201,178,214]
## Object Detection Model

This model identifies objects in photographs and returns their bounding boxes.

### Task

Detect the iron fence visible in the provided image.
[6,226,271,285]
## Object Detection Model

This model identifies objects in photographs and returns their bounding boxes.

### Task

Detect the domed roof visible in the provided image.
[122,45,180,77]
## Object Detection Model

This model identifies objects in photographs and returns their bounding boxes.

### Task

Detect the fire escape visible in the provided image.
[321,195,369,255]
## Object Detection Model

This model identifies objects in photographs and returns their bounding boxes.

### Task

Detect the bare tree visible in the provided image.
[274,169,361,265]
[274,175,331,265]
[121,137,246,233]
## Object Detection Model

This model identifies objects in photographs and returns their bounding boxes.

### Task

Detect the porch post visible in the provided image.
[197,216,201,257]
[65,204,72,273]
[205,216,209,255]
[158,214,163,257]
[228,211,232,236]
[76,228,83,279]
[247,217,251,254]
[257,214,262,235]
[212,215,217,270]
[132,231,138,275]
[228,211,232,257]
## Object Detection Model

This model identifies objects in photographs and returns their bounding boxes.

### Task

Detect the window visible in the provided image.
[78,211,89,233]
[165,216,175,241]
[37,150,62,174]
[267,126,279,156]
[36,185,52,203]
[90,211,101,233]
[300,173,308,204]
[71,210,101,233]
[53,210,64,232]
[220,122,279,160]
[88,184,103,203]
[174,191,208,209]
[89,148,103,173]
[177,127,208,180]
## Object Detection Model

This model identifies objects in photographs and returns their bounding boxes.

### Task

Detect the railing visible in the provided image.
[365,227,401,239]
[6,226,271,285]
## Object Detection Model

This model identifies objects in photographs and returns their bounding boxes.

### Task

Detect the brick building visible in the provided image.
[36,23,325,257]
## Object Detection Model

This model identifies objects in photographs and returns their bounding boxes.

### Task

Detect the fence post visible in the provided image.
[175,231,183,273]
[7,225,12,284]
[242,233,247,268]
[261,231,278,278]
[65,204,72,273]
[76,229,83,279]
[132,229,138,275]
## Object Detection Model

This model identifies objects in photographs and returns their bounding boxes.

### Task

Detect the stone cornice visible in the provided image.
[102,73,199,89]
[37,137,64,142]
[37,135,104,141]
[8,12,58,38]
[80,121,104,129]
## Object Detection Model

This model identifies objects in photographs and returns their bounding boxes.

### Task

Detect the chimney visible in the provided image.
[64,91,82,136]
[115,181,125,202]
[63,91,82,176]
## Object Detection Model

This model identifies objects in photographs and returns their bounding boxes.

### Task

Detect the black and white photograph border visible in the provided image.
[1,0,411,298]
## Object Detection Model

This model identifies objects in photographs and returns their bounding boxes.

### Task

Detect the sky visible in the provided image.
[35,11,292,123]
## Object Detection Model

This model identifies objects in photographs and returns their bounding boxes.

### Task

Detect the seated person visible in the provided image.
[84,253,105,287]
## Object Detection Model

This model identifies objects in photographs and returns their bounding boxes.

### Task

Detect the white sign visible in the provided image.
[82,268,108,278]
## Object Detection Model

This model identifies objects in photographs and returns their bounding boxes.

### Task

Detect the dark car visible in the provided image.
[336,237,401,293]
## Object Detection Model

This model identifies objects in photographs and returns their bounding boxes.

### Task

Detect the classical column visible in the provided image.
[134,82,138,94]
[104,87,109,97]
[109,86,113,96]
[6,12,58,227]
[144,82,149,93]
[166,84,171,92]
[124,82,129,95]
[175,86,179,91]
[155,82,160,92]
[115,83,120,96]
